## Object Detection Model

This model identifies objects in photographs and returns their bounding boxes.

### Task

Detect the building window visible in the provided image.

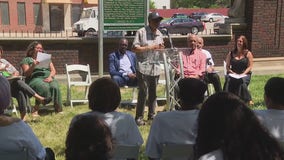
[33,3,42,26]
[0,2,10,25]
[17,2,26,25]
[71,4,81,25]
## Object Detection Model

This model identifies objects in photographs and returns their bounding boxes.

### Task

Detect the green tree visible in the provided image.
[150,0,156,9]
[171,0,230,8]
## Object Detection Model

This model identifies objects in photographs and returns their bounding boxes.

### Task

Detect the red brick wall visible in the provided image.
[249,0,284,57]
[0,0,42,32]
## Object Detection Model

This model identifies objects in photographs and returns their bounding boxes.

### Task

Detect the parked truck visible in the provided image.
[72,7,98,37]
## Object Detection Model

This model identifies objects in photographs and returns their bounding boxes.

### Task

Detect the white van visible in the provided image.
[72,7,98,37]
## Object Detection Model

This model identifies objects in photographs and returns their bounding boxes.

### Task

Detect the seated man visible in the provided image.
[254,77,284,142]
[177,34,206,80]
[145,78,207,159]
[108,38,137,87]
[197,36,222,92]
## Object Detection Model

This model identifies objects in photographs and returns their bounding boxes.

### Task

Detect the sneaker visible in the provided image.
[135,118,146,126]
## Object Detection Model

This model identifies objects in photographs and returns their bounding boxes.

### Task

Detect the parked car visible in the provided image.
[171,13,189,19]
[213,23,230,34]
[159,18,204,35]
[200,13,228,23]
[189,12,208,21]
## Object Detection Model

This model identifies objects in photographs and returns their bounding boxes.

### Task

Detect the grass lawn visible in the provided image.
[14,74,284,160]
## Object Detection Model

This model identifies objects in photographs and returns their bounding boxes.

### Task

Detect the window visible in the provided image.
[71,4,81,25]
[0,2,10,25]
[17,2,26,25]
[33,3,42,25]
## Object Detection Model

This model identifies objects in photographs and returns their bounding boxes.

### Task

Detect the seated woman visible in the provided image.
[195,92,284,160]
[20,41,62,115]
[65,114,113,160]
[69,77,143,146]
[223,35,254,105]
[0,45,51,121]
[0,75,51,160]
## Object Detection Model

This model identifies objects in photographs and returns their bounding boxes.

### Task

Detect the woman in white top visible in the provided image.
[195,92,284,160]
[69,77,143,146]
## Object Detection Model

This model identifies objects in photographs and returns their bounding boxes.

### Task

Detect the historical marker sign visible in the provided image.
[103,0,147,30]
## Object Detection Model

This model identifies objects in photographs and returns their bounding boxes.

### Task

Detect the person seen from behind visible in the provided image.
[69,77,143,146]
[255,77,284,142]
[65,114,113,160]
[195,92,284,160]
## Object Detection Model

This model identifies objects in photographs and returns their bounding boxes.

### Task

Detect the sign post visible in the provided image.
[98,0,148,77]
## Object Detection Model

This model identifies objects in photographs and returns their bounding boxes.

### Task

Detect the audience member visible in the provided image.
[132,12,165,126]
[255,77,284,142]
[66,114,113,160]
[223,35,254,105]
[177,34,206,79]
[69,77,143,146]
[20,41,62,116]
[108,38,137,87]
[0,45,52,121]
[0,75,54,160]
[146,78,207,159]
[195,92,284,160]
[197,37,222,92]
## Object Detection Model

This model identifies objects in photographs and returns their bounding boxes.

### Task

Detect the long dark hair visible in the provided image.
[195,92,284,160]
[65,114,113,160]
[26,41,42,57]
[232,35,249,55]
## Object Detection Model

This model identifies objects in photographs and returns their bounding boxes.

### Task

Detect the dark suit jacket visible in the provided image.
[108,50,137,77]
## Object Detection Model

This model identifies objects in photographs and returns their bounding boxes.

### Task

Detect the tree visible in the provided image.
[150,0,156,9]
[171,0,230,8]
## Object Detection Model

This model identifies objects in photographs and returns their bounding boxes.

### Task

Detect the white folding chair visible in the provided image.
[120,86,138,106]
[65,64,92,108]
[0,147,28,160]
[161,143,194,160]
[112,144,140,160]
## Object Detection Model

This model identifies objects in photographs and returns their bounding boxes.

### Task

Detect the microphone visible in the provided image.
[165,29,174,49]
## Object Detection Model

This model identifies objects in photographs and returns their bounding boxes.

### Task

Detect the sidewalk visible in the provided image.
[56,57,284,84]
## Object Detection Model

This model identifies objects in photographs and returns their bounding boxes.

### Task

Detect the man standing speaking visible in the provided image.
[132,12,165,126]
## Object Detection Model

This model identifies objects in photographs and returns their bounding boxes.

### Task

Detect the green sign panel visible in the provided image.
[103,0,147,30]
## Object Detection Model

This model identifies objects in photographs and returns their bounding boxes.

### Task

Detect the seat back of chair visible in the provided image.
[65,64,92,86]
[0,147,28,160]
[112,144,140,160]
[161,143,194,160]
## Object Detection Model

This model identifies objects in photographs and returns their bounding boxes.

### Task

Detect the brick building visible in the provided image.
[0,0,97,32]
[0,0,283,74]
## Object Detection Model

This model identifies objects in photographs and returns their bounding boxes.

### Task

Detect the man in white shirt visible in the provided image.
[255,77,284,142]
[197,36,222,92]
[145,78,207,159]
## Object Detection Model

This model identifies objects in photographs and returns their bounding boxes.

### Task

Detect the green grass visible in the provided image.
[13,74,284,160]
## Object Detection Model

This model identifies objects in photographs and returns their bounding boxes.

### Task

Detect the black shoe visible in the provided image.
[43,97,52,105]
[148,115,155,121]
[135,118,146,126]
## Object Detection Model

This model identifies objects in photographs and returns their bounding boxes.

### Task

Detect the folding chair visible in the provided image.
[120,86,138,107]
[65,64,92,108]
[161,143,194,160]
[112,144,140,160]
[0,147,28,160]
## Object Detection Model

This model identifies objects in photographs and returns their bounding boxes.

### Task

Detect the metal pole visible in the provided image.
[98,0,104,77]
